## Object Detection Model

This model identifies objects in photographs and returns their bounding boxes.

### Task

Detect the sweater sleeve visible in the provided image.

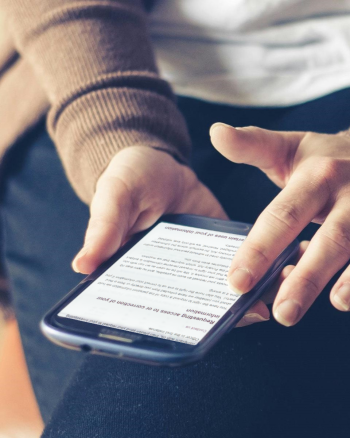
[1,0,191,203]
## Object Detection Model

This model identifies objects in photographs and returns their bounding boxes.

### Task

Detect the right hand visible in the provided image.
[211,123,350,327]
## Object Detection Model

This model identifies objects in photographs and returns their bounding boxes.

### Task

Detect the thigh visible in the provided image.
[41,292,349,437]
[0,121,89,421]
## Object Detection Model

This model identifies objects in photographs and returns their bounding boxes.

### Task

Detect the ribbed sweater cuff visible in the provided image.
[50,83,191,204]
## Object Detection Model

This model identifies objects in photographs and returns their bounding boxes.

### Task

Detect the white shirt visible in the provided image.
[149,0,350,106]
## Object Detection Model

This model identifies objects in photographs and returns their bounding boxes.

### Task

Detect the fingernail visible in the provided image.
[72,247,88,272]
[228,268,252,294]
[334,283,350,311]
[72,258,81,273]
[243,313,270,324]
[209,122,234,136]
[274,300,301,326]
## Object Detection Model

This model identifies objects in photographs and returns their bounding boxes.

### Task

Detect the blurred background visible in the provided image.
[0,244,43,437]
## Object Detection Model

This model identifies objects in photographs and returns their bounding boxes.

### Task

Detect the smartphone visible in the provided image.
[41,214,299,367]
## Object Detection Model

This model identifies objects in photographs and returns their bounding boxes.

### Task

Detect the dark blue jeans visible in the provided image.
[1,93,350,437]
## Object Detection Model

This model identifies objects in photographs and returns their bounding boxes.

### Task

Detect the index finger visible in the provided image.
[227,167,329,294]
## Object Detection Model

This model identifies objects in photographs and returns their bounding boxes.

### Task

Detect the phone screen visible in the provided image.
[59,222,246,345]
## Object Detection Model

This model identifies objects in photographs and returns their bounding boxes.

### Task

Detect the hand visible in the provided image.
[211,123,350,326]
[72,146,228,274]
[72,146,283,328]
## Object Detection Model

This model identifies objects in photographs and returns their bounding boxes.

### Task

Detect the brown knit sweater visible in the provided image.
[0,0,191,204]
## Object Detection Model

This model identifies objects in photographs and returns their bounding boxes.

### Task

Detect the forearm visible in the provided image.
[1,0,191,203]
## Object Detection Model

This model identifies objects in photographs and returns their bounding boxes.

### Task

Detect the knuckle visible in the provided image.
[264,202,301,233]
[97,176,136,209]
[318,223,350,258]
[303,131,319,143]
[310,157,340,192]
[318,157,341,177]
[244,241,270,268]
[88,216,120,233]
[95,172,115,192]
[245,125,259,133]
[293,272,320,299]
[337,128,350,140]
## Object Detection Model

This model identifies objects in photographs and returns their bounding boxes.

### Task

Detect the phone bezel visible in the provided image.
[41,214,299,366]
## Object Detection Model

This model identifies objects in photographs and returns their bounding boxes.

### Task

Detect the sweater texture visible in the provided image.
[0,0,191,203]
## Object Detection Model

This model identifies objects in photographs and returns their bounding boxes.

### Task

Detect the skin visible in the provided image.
[72,122,350,328]
[71,146,268,327]
[210,123,350,326]
[72,146,228,276]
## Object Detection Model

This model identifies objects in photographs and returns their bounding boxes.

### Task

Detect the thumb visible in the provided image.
[72,175,138,274]
[210,123,305,186]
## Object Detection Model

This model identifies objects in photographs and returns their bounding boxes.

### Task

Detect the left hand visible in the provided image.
[72,146,228,275]
[210,123,350,326]
[71,145,269,328]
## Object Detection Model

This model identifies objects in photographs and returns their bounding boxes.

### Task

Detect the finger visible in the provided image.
[210,123,305,186]
[72,175,139,274]
[235,300,270,328]
[261,241,309,304]
[227,167,329,295]
[331,269,350,311]
[262,265,295,305]
[330,263,350,311]
[299,240,311,257]
[273,205,350,326]
[238,254,306,326]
